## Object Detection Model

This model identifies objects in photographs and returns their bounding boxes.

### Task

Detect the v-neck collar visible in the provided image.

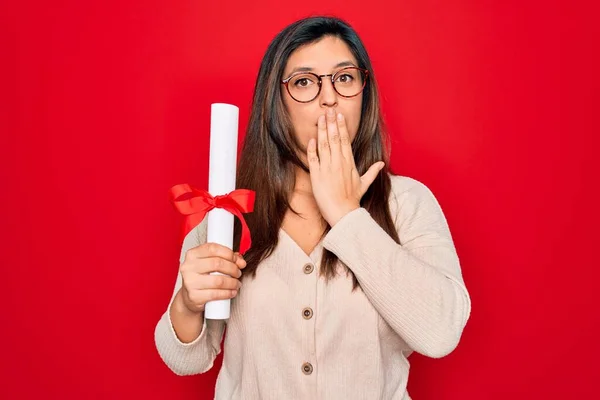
[279,228,323,264]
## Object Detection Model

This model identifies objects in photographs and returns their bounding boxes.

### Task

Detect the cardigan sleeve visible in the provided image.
[322,176,471,358]
[154,218,226,375]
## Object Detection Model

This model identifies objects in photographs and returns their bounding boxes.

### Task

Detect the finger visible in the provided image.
[233,252,247,269]
[326,108,341,165]
[307,138,319,171]
[336,112,353,163]
[196,274,242,291]
[336,112,354,185]
[190,289,238,305]
[317,114,330,165]
[186,242,235,263]
[360,162,385,195]
[192,256,243,278]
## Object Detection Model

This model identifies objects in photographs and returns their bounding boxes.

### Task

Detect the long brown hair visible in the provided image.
[233,16,400,289]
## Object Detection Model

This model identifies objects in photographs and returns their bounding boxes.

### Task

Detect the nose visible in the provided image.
[319,78,338,108]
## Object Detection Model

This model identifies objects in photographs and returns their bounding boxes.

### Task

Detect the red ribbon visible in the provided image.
[169,184,256,254]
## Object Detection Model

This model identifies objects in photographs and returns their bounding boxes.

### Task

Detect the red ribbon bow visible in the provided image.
[169,184,256,254]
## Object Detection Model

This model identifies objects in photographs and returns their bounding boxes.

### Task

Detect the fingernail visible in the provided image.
[327,108,334,116]
[318,115,326,125]
[231,290,238,297]
[337,113,343,121]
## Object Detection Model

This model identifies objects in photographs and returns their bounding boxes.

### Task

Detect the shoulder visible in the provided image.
[386,173,449,232]
[388,174,430,195]
[179,217,209,264]
[387,173,439,211]
[188,216,209,244]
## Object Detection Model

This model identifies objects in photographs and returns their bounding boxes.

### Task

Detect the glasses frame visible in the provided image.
[281,66,370,103]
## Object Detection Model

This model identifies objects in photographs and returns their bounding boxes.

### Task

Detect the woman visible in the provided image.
[155,15,471,400]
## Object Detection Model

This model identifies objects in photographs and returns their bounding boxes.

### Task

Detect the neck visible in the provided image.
[293,165,314,196]
[289,165,321,218]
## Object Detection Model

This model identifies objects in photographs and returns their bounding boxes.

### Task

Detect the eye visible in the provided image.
[336,73,354,83]
[290,73,317,89]
[295,78,311,87]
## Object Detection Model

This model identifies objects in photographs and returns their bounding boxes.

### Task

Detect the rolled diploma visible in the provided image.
[204,103,239,320]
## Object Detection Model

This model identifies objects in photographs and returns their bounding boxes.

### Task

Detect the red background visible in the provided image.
[1,0,598,398]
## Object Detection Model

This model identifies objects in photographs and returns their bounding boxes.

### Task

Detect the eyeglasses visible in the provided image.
[281,66,369,103]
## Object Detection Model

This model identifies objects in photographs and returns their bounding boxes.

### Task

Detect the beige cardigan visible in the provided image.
[155,174,471,399]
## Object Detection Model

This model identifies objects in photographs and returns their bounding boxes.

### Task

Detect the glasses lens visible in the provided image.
[333,68,366,97]
[287,73,320,102]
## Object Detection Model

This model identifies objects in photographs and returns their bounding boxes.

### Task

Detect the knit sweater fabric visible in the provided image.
[155,174,471,399]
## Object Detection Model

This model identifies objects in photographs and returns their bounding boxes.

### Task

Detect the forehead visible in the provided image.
[283,36,358,75]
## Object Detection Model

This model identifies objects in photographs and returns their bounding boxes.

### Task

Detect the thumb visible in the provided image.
[360,162,385,194]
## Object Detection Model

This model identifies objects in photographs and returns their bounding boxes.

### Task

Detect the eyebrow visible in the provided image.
[288,61,357,75]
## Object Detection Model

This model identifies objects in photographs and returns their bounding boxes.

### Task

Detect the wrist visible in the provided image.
[174,289,203,318]
[328,202,359,226]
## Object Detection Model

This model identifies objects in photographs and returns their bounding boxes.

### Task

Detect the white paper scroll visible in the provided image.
[204,103,239,320]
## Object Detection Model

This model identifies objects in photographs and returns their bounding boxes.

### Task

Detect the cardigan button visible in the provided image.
[302,362,313,375]
[303,263,314,274]
[302,307,313,320]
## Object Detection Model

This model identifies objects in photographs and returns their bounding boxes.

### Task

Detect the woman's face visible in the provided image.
[282,36,363,160]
